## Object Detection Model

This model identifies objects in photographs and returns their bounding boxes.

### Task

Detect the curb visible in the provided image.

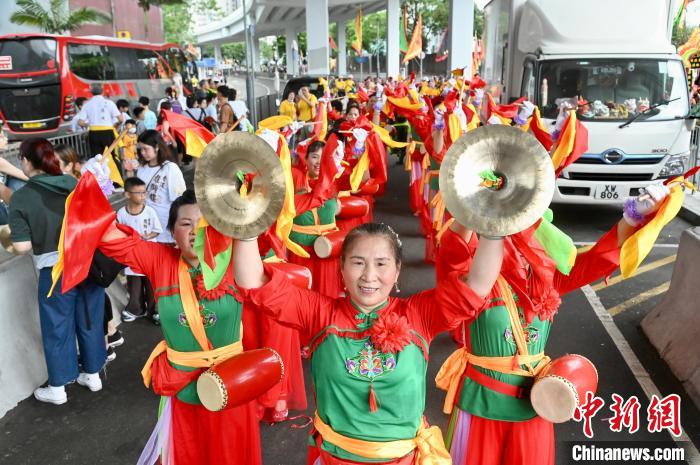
[680,204,700,226]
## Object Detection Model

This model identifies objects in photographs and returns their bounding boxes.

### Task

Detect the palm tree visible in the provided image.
[10,0,112,35]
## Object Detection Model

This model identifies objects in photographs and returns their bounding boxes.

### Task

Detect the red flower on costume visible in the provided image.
[369,312,413,354]
[532,288,562,322]
[193,272,237,301]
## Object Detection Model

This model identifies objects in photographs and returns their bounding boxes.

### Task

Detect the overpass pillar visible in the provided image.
[286,27,299,77]
[251,36,260,71]
[214,44,222,67]
[386,0,400,78]
[448,0,473,76]
[305,0,330,75]
[337,21,347,76]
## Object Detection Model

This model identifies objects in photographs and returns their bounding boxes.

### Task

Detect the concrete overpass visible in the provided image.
[194,0,474,78]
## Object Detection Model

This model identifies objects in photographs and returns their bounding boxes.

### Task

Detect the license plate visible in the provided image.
[22,122,43,129]
[595,184,621,200]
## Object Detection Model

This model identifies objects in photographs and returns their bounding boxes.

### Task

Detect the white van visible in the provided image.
[482,0,693,204]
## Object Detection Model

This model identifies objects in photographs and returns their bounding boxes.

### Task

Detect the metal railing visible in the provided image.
[254,93,279,124]
[1,132,90,164]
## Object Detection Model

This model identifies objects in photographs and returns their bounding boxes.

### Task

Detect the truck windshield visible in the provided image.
[538,59,689,122]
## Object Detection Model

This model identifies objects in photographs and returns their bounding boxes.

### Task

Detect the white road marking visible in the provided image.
[582,285,700,463]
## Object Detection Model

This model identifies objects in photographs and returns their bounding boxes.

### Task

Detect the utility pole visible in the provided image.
[243,0,257,127]
[376,13,381,77]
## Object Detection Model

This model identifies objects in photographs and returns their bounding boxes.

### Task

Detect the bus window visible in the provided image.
[68,44,115,80]
[0,38,57,73]
[136,49,161,80]
[110,46,141,80]
[165,47,186,75]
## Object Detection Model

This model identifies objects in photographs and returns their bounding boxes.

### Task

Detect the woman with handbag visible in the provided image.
[8,138,106,405]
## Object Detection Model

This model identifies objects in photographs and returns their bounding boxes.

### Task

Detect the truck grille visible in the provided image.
[568,173,654,182]
[574,156,664,165]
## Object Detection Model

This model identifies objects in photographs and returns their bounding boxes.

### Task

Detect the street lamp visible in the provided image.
[242,0,257,126]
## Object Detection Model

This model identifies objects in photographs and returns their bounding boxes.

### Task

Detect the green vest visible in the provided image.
[310,303,429,462]
[456,294,551,421]
[289,197,338,246]
[155,265,242,405]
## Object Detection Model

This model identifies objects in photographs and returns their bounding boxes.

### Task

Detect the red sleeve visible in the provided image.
[239,264,334,340]
[436,228,478,281]
[98,224,174,278]
[554,225,621,296]
[405,272,485,341]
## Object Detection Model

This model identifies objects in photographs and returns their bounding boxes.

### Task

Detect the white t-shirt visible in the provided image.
[116,205,162,276]
[231,99,248,119]
[77,95,121,127]
[136,161,186,243]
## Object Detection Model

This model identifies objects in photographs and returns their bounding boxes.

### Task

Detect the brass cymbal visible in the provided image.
[0,224,17,254]
[439,125,555,236]
[195,132,286,239]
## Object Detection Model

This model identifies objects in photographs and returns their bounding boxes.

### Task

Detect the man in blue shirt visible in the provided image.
[138,96,157,130]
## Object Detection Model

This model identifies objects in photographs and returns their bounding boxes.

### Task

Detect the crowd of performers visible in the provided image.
[52,70,691,465]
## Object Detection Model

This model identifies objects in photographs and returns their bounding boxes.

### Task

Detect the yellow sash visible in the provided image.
[435,276,550,413]
[313,413,451,465]
[140,260,243,387]
[89,125,116,131]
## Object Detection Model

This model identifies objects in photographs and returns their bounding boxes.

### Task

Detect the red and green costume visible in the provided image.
[241,263,486,465]
[99,227,261,465]
[434,225,622,465]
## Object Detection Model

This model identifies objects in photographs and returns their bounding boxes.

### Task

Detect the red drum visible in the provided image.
[314,230,346,259]
[530,354,598,423]
[266,261,312,289]
[197,348,284,412]
[337,196,370,219]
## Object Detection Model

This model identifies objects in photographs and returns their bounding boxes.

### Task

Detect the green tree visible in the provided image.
[10,0,111,34]
[221,43,245,63]
[162,0,222,45]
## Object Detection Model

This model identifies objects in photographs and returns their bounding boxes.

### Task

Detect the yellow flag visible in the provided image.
[105,151,123,186]
[620,184,684,278]
[403,14,422,63]
[371,123,409,148]
[185,129,208,158]
[274,134,309,258]
[258,115,293,131]
[352,9,363,55]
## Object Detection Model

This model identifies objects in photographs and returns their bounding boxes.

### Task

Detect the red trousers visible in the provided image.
[170,397,262,465]
[460,414,554,465]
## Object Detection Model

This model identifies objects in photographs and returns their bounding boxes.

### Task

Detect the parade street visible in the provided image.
[1,163,698,465]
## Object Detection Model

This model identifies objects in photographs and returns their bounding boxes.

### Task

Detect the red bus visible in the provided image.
[0,33,196,140]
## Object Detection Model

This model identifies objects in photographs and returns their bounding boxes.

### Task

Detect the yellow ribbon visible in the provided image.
[372,122,409,148]
[550,112,576,171]
[349,148,370,191]
[620,181,689,278]
[313,413,451,465]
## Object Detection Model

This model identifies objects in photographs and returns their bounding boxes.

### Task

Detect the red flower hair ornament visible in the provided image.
[369,312,413,354]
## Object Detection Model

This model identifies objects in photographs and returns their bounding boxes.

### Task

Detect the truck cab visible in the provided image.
[483,0,692,204]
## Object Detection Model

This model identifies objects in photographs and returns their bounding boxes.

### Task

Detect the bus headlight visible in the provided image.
[658,152,689,178]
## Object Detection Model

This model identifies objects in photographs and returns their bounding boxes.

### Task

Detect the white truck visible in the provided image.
[482,0,693,204]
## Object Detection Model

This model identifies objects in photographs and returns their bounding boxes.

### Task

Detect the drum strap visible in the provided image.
[435,276,551,413]
[465,364,530,399]
[291,221,338,236]
[313,412,451,465]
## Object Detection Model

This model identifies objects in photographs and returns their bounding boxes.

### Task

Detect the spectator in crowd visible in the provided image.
[54,143,123,361]
[279,91,297,120]
[70,97,88,134]
[204,94,218,121]
[136,130,185,249]
[8,139,106,404]
[157,87,183,114]
[117,177,161,324]
[195,79,209,100]
[133,106,147,135]
[139,96,157,130]
[120,120,139,178]
[54,144,82,178]
[77,83,123,157]
[297,86,317,123]
[184,95,206,124]
[217,85,237,133]
[116,99,130,132]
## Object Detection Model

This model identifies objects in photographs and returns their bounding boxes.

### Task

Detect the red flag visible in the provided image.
[329,35,337,50]
[357,85,370,103]
[61,173,117,293]
[161,110,215,152]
